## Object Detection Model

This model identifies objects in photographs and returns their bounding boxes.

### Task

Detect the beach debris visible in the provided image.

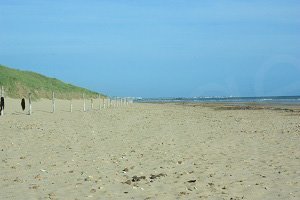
[90,189,97,193]
[122,168,129,173]
[187,180,196,183]
[29,184,39,190]
[259,174,267,178]
[34,174,42,180]
[48,192,56,200]
[123,180,132,185]
[177,161,183,164]
[132,175,146,182]
[40,169,47,172]
[20,156,26,159]
[149,173,167,180]
[230,197,245,200]
[179,191,189,196]
[84,176,93,182]
[13,177,23,183]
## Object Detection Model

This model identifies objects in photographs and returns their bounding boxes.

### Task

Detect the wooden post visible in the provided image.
[1,86,4,116]
[52,92,55,113]
[91,99,93,110]
[70,99,73,112]
[103,98,106,109]
[98,94,101,110]
[83,93,86,112]
[1,86,3,97]
[29,93,32,115]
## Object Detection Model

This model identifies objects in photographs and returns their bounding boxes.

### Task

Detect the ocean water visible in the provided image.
[135,96,300,104]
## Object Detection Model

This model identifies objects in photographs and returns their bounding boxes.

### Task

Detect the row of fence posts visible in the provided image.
[0,86,133,116]
[52,92,133,114]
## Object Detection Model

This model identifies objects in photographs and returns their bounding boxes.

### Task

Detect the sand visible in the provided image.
[0,99,299,200]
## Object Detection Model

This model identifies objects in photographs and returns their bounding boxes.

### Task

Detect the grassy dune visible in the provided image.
[0,65,105,99]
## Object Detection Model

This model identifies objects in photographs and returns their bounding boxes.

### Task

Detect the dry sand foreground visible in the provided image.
[0,99,299,200]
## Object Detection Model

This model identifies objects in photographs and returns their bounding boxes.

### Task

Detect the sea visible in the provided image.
[135,96,300,105]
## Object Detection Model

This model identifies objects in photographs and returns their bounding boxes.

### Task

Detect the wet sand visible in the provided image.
[0,99,299,199]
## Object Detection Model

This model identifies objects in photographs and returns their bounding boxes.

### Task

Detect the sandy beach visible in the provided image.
[0,99,299,200]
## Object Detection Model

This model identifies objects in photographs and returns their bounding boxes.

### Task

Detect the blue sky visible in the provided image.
[0,0,300,97]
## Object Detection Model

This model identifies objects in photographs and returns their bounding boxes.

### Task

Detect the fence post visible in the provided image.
[98,94,101,110]
[29,93,32,115]
[83,93,86,112]
[91,98,93,110]
[70,99,73,112]
[1,86,4,116]
[52,92,55,113]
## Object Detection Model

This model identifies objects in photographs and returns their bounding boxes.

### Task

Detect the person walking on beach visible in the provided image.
[21,98,26,111]
[0,97,4,115]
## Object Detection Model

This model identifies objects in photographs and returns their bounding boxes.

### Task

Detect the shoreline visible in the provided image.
[138,101,300,112]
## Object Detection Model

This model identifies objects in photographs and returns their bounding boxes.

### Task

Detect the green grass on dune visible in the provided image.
[0,65,105,99]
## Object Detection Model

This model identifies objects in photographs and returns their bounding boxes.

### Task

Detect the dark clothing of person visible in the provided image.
[21,98,26,111]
